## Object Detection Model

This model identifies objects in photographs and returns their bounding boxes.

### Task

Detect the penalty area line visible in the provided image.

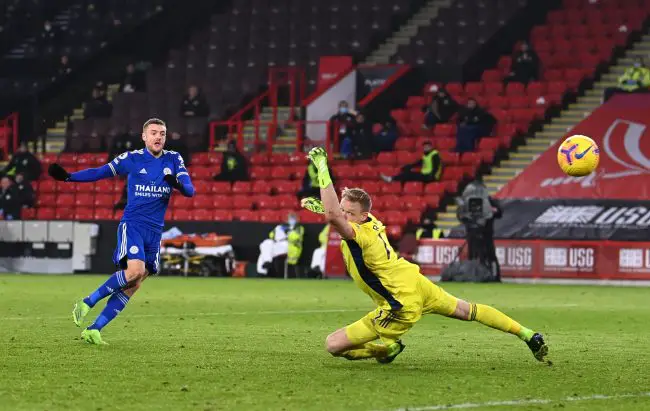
[384,391,650,411]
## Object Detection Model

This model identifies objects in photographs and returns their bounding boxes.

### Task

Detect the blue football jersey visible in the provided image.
[108,149,188,232]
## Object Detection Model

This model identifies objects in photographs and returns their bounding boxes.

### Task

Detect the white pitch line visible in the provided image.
[386,391,650,411]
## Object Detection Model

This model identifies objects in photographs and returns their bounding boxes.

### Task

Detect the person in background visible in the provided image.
[213,140,248,182]
[416,214,444,240]
[119,63,146,93]
[329,101,356,158]
[308,224,330,279]
[166,131,191,166]
[83,87,113,118]
[38,20,59,48]
[56,54,72,78]
[2,142,42,182]
[180,85,210,117]
[380,140,442,183]
[257,212,305,278]
[603,57,650,101]
[424,87,459,128]
[108,130,139,161]
[350,112,372,159]
[13,173,35,209]
[374,120,398,153]
[506,41,539,84]
[0,176,21,220]
[297,161,336,200]
[456,98,495,153]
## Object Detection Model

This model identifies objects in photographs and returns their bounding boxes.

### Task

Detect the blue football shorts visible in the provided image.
[112,221,162,274]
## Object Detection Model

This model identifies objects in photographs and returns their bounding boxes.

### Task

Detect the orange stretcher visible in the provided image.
[161,233,232,248]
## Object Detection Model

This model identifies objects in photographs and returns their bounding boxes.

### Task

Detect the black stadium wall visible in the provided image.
[88,221,326,274]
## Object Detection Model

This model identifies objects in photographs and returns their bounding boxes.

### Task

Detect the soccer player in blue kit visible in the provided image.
[48,118,195,344]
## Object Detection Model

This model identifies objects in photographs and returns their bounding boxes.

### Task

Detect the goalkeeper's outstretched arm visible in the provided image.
[309,148,355,240]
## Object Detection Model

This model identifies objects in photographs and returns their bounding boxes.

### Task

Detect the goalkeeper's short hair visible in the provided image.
[341,187,372,212]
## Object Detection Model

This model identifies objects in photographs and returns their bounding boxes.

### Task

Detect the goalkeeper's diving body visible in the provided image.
[303,147,548,363]
[48,118,195,345]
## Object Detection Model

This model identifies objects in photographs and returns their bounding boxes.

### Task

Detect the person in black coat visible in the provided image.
[13,173,34,208]
[507,41,540,84]
[2,143,42,182]
[180,85,210,117]
[213,140,249,182]
[455,99,496,153]
[424,88,459,128]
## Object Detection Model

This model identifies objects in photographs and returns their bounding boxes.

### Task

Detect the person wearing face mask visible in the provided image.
[213,140,249,182]
[380,141,442,183]
[329,101,357,158]
[257,212,305,277]
[603,57,650,102]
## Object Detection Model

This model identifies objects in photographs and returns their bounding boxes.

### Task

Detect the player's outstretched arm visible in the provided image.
[308,147,355,240]
[49,163,115,182]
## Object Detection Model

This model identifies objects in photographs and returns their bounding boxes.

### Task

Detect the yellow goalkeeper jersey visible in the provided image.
[340,214,423,310]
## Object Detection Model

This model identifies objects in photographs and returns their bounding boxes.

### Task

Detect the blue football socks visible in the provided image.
[87,291,130,331]
[83,270,128,308]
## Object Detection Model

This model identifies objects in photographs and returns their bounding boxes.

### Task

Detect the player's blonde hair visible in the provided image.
[143,118,166,131]
[341,187,372,212]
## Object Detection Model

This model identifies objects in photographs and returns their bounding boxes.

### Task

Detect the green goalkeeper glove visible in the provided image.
[300,197,325,214]
[307,147,332,188]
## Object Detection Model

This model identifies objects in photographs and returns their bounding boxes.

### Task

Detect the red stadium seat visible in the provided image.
[460,152,482,165]
[440,152,460,165]
[254,195,276,209]
[209,182,231,194]
[93,194,113,208]
[207,152,223,165]
[250,153,269,166]
[483,82,503,96]
[288,153,308,166]
[56,207,74,220]
[58,194,75,207]
[212,195,233,209]
[445,82,464,96]
[37,208,55,220]
[394,138,416,151]
[464,82,483,95]
[259,210,284,223]
[192,195,212,209]
[213,210,233,221]
[298,209,323,223]
[505,83,525,95]
[376,152,396,165]
[432,138,456,151]
[192,152,210,166]
[403,195,426,212]
[271,167,293,180]
[273,180,300,194]
[362,181,382,195]
[526,81,546,97]
[36,193,57,207]
[382,195,401,211]
[277,195,298,210]
[114,210,124,221]
[383,211,408,226]
[232,181,252,194]
[405,210,422,223]
[192,209,212,221]
[190,166,213,180]
[233,210,258,221]
[21,208,36,220]
[355,164,375,180]
[481,70,503,83]
[269,153,291,166]
[58,153,77,166]
[74,208,94,220]
[423,195,441,209]
[381,182,402,195]
[172,209,192,220]
[232,195,253,210]
[396,151,419,165]
[423,182,447,196]
[434,123,456,137]
[75,194,94,207]
[250,166,270,180]
[93,180,113,194]
[252,180,272,194]
[94,208,113,220]
[172,195,193,208]
[406,96,426,108]
[38,180,56,193]
[403,181,423,194]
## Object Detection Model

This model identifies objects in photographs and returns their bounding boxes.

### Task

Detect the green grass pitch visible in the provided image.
[1,274,650,411]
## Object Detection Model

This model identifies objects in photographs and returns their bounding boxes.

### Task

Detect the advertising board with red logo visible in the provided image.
[497,93,650,200]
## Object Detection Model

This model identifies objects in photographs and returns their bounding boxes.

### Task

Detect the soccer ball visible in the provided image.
[557,135,600,177]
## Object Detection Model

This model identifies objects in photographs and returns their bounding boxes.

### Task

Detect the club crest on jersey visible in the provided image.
[163,167,172,175]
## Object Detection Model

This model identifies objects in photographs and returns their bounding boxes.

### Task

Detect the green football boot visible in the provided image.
[377,340,406,364]
[72,300,91,327]
[81,328,108,345]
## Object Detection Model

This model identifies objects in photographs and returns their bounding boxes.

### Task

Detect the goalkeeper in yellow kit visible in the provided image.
[303,147,548,364]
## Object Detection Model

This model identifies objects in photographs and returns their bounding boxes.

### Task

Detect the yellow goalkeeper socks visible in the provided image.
[338,343,389,360]
[470,303,535,342]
